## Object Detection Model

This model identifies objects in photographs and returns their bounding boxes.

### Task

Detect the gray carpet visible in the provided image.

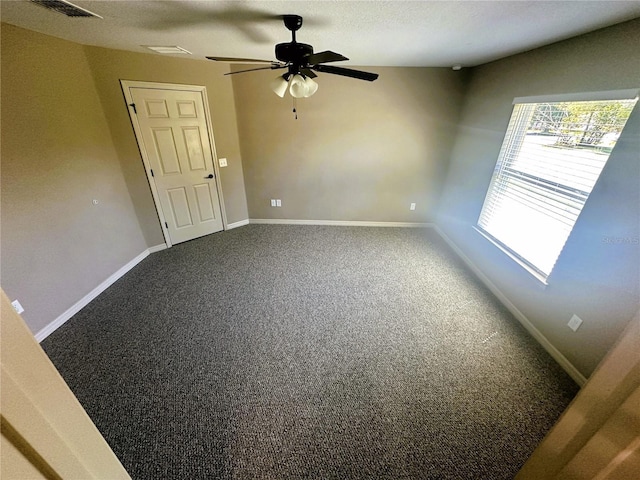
[42,225,578,479]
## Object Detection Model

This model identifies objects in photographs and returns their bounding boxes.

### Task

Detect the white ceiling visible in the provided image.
[2,0,639,67]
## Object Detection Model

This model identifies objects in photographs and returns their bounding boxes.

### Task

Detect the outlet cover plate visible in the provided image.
[12,300,25,314]
[568,314,583,332]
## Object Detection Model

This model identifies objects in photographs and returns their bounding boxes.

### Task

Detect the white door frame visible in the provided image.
[120,80,227,247]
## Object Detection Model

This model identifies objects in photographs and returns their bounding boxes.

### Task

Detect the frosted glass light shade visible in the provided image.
[303,77,318,97]
[289,74,308,98]
[270,75,289,97]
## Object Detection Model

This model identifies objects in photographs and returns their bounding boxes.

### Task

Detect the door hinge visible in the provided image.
[129,103,137,114]
[150,169,154,177]
[165,222,168,229]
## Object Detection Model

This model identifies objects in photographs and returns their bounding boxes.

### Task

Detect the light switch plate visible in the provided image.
[568,314,583,332]
[219,158,228,167]
[270,199,277,207]
[410,203,416,211]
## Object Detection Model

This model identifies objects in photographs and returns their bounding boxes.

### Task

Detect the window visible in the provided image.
[477,91,638,282]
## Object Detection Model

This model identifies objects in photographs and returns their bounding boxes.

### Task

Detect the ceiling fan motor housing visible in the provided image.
[208,13,378,84]
[275,42,314,64]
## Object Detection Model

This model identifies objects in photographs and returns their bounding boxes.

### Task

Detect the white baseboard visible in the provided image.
[432,225,587,386]
[147,243,167,254]
[226,219,250,230]
[249,218,433,228]
[35,245,164,342]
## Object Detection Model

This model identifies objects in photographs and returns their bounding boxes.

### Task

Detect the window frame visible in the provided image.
[476,89,639,285]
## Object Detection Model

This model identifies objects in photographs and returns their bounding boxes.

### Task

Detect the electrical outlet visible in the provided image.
[568,314,583,332]
[219,157,228,167]
[12,300,25,314]
[410,203,416,211]
[276,199,282,207]
[270,199,277,207]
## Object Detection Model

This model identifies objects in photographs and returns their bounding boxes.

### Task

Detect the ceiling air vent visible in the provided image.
[31,0,102,18]
[144,46,192,55]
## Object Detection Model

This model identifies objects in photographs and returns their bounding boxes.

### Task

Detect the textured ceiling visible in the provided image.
[2,0,640,67]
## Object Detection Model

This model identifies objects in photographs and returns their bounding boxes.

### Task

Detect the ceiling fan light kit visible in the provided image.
[208,14,377,103]
[274,73,318,98]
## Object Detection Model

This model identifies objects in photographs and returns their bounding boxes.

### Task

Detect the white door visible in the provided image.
[125,84,224,245]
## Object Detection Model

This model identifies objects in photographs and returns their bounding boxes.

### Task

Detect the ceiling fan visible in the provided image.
[206,14,379,99]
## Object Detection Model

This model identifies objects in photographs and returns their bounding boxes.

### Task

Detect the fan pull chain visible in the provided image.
[292,97,298,120]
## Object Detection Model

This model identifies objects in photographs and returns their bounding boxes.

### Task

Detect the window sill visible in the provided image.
[473,226,549,287]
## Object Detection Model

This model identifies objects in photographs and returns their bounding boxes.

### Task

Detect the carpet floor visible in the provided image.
[42,225,578,479]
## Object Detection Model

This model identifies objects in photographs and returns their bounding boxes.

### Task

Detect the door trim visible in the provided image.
[120,80,227,247]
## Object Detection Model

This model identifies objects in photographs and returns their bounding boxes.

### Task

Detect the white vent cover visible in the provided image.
[144,46,193,55]
[31,0,102,18]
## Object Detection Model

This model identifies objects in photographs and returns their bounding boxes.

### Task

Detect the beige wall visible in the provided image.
[83,44,249,243]
[1,24,250,335]
[1,24,148,334]
[232,66,468,222]
[438,19,640,378]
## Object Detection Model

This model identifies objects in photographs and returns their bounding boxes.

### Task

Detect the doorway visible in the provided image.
[121,81,225,246]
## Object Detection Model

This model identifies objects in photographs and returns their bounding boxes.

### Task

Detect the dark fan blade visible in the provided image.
[206,56,276,64]
[313,64,378,81]
[300,68,317,79]
[306,50,348,64]
[224,65,287,76]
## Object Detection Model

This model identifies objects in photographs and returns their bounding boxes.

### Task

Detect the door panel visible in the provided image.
[129,87,223,244]
[182,127,206,170]
[194,183,216,221]
[177,100,197,117]
[144,99,169,118]
[153,128,181,175]
[167,187,193,228]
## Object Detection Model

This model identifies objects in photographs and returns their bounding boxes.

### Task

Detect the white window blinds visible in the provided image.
[478,95,637,281]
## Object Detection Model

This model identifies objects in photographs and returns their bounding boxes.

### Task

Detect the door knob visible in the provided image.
[205,174,214,179]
